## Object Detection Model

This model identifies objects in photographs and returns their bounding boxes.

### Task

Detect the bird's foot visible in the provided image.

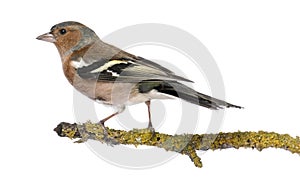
[132,122,156,143]
[98,121,119,146]
[147,122,156,138]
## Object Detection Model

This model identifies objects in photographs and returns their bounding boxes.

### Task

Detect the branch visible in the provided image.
[54,122,300,168]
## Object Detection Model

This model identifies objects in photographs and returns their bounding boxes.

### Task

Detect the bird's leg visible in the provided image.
[99,105,125,126]
[98,112,119,137]
[99,112,120,125]
[145,100,155,135]
[145,100,153,128]
[98,106,125,145]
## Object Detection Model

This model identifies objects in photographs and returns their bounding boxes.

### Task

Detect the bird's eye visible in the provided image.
[59,29,67,35]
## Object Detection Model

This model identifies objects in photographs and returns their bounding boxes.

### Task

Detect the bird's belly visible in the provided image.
[72,76,140,105]
[125,93,150,105]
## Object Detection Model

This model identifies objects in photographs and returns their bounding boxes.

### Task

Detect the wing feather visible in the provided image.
[76,57,193,83]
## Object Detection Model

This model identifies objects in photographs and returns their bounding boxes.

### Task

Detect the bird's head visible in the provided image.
[36,21,98,60]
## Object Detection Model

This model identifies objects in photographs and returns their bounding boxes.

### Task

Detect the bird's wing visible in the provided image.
[76,57,193,83]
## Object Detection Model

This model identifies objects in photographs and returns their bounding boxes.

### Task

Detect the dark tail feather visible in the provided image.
[149,81,242,110]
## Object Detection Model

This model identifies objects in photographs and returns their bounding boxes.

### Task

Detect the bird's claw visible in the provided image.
[99,122,119,146]
[148,122,156,138]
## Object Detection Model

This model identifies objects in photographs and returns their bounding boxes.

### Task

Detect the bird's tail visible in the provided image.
[143,81,242,110]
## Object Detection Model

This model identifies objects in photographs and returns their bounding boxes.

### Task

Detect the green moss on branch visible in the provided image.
[54,122,300,168]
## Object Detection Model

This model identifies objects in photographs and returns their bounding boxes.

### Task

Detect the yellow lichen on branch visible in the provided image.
[54,122,300,168]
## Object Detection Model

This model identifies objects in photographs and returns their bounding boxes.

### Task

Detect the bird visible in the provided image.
[37,21,242,134]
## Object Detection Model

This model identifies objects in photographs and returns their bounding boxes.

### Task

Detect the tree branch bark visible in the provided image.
[54,122,300,168]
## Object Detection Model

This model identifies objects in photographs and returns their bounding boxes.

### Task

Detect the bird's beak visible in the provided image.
[36,32,56,43]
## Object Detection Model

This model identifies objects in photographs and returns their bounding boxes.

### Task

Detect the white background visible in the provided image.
[1,0,300,188]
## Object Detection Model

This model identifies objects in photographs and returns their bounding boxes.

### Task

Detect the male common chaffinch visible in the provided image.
[37,21,241,132]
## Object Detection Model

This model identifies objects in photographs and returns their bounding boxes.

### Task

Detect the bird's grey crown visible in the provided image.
[50,21,85,31]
